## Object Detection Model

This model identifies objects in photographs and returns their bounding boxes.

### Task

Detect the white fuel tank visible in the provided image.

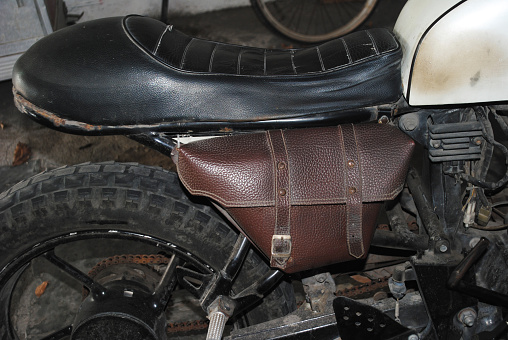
[394,0,508,106]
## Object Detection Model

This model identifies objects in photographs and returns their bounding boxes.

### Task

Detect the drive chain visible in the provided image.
[84,254,390,334]
[337,276,390,298]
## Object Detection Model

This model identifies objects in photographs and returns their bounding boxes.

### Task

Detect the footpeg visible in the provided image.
[207,311,228,340]
[206,297,235,340]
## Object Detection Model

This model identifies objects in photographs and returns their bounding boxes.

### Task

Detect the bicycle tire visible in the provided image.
[251,0,378,43]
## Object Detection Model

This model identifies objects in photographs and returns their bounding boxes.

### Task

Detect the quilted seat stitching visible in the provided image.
[153,25,172,55]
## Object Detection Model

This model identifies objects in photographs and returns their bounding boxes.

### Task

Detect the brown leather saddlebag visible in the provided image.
[172,123,415,273]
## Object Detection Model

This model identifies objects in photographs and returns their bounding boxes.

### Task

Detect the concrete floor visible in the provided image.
[0,1,406,338]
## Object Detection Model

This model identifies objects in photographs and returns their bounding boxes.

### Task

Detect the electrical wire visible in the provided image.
[456,107,508,190]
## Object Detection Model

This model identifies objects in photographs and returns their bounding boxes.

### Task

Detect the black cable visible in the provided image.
[456,107,508,190]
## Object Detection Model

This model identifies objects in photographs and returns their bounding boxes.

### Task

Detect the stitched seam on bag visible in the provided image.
[179,175,401,207]
[351,124,365,256]
[178,173,274,206]
[153,25,172,55]
[366,30,380,55]
[176,150,275,207]
[281,131,291,232]
[179,185,403,207]
[175,129,405,207]
[182,187,402,207]
[340,125,354,254]
[266,131,278,221]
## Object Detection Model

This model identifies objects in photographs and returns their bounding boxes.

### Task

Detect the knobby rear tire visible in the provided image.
[0,161,295,338]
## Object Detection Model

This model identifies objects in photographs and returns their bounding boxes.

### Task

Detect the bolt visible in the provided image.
[469,237,481,249]
[316,274,327,283]
[221,300,231,311]
[408,335,419,340]
[378,115,389,124]
[431,140,441,148]
[473,137,483,145]
[400,114,418,131]
[439,244,448,253]
[463,315,475,327]
[373,291,388,301]
[458,308,477,328]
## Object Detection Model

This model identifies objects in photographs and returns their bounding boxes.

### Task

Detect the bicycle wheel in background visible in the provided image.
[251,0,378,43]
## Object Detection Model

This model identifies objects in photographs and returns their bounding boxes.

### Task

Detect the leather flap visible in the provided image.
[174,123,414,208]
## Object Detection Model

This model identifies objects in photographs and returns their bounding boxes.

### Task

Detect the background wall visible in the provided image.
[65,0,251,22]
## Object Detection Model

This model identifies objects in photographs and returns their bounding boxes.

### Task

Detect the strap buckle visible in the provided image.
[271,235,292,267]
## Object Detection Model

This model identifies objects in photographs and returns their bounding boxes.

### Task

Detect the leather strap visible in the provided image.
[340,124,365,258]
[267,130,292,268]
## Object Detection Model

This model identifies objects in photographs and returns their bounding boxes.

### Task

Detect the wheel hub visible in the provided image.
[72,262,168,340]
[72,314,161,340]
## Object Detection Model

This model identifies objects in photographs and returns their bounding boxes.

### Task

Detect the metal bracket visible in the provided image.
[302,272,336,313]
[176,234,285,320]
[333,296,416,340]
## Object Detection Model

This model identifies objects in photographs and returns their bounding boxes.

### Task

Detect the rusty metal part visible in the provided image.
[13,88,103,132]
[82,253,392,335]
[13,88,162,133]
[167,320,210,333]
[167,271,391,335]
[88,254,170,278]
[302,272,336,313]
[336,276,390,298]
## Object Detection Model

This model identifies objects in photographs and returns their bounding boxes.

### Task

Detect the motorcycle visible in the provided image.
[2,0,508,338]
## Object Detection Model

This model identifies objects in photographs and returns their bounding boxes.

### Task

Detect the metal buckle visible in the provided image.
[271,235,292,259]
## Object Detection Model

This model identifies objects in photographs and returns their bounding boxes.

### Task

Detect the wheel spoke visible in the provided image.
[281,0,300,29]
[43,250,107,297]
[323,3,337,34]
[294,0,308,34]
[40,325,72,340]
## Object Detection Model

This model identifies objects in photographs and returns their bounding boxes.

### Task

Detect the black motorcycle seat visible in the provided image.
[12,15,402,134]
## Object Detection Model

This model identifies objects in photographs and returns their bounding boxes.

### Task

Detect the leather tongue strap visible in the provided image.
[267,130,292,269]
[340,124,365,258]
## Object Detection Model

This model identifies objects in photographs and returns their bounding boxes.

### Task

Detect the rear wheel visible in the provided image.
[0,162,295,339]
[251,0,377,43]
